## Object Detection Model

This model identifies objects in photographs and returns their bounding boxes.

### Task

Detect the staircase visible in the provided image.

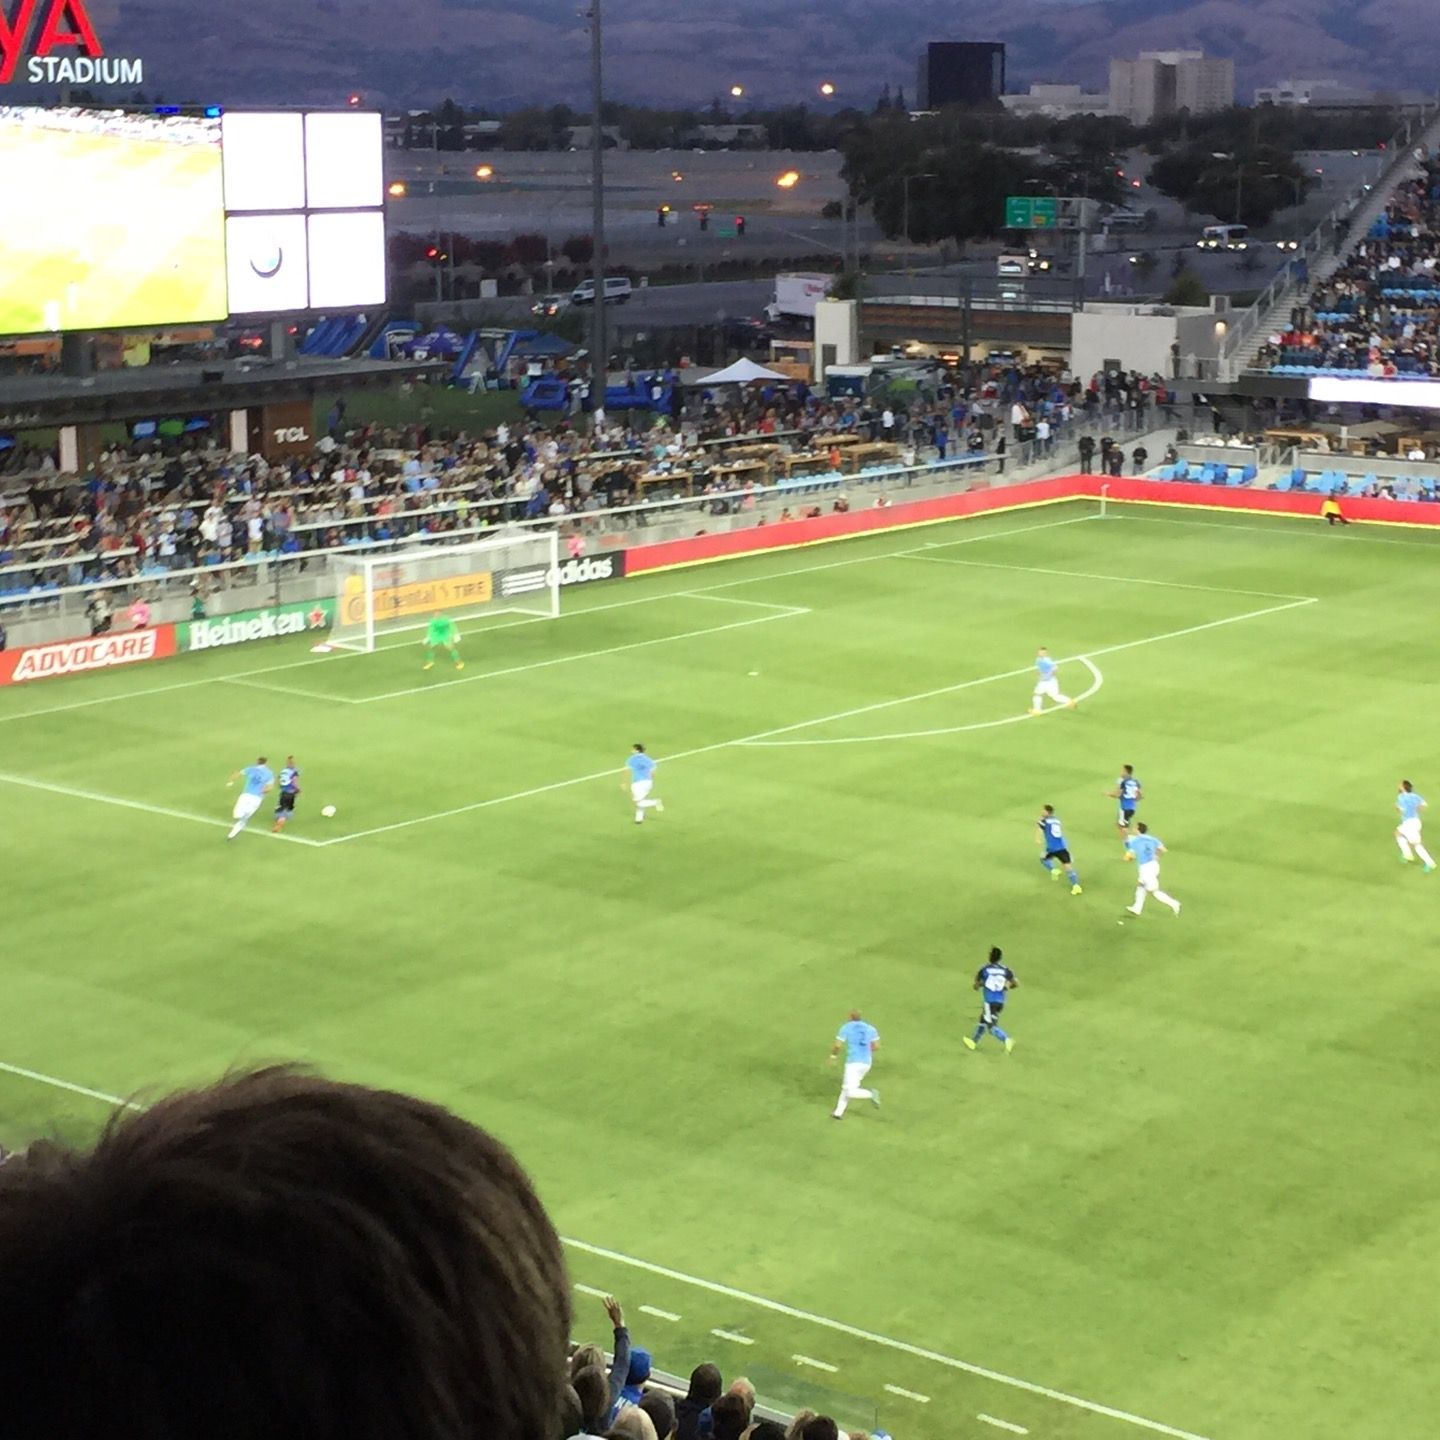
[1217,103,1440,381]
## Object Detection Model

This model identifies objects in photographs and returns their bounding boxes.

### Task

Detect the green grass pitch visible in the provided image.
[2,499,1438,1440]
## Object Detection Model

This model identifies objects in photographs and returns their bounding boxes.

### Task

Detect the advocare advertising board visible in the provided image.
[1,0,145,85]
[0,625,176,685]
[179,599,335,652]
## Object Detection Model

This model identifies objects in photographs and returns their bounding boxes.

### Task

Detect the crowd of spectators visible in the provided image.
[0,1065,884,1440]
[0,361,1167,603]
[1261,162,1440,376]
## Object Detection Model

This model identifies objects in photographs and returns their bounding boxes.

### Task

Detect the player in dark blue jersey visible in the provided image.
[271,755,301,833]
[1107,764,1143,831]
[963,946,1016,1053]
[1036,804,1082,895]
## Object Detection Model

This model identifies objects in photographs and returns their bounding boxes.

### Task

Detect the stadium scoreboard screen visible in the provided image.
[0,105,387,337]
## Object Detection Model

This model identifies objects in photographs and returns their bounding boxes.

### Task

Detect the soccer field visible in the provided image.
[3,499,1438,1440]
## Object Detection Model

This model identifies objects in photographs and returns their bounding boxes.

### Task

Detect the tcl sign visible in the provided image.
[0,626,176,685]
[273,426,309,444]
[0,0,144,85]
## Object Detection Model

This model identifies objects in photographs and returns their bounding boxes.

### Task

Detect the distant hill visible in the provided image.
[92,0,1440,108]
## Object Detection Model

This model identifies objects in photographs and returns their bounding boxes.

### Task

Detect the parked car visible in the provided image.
[531,293,569,317]
[1198,224,1249,251]
[571,276,633,305]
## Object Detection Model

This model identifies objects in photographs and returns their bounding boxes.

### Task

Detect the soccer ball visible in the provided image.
[321,805,337,818]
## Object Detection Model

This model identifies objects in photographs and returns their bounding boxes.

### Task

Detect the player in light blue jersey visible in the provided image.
[963,945,1016,1053]
[1029,646,1076,715]
[828,1008,880,1117]
[624,743,664,824]
[225,755,275,841]
[1036,804,1082,895]
[1395,780,1435,870]
[1108,764,1143,831]
[1123,822,1181,916]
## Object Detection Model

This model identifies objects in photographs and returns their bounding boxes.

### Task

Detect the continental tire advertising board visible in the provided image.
[495,550,626,600]
[179,599,336,652]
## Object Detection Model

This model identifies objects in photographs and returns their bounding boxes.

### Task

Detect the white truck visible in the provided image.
[764,272,832,323]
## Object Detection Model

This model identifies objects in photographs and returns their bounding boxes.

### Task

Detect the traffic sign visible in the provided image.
[1004,195,1058,229]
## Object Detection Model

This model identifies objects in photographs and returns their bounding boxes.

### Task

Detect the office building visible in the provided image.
[916,42,1005,109]
[1109,50,1234,125]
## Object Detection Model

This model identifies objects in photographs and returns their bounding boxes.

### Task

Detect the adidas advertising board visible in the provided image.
[497,550,626,598]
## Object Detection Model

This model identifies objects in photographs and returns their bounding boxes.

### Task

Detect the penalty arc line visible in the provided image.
[0,1058,1209,1440]
[560,1236,1212,1440]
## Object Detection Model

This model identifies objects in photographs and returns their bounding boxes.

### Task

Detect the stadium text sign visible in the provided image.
[497,550,626,599]
[340,570,494,626]
[180,600,335,653]
[0,0,143,85]
[0,625,176,685]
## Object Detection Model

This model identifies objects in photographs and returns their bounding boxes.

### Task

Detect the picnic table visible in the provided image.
[844,442,901,474]
[710,459,770,487]
[779,452,834,479]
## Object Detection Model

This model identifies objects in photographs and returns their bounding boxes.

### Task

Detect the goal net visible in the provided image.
[328,529,561,653]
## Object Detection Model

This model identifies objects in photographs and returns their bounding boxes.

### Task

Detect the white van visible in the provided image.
[571,276,633,305]
[1197,224,1249,251]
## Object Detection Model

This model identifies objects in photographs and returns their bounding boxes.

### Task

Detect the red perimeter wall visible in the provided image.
[624,475,1440,575]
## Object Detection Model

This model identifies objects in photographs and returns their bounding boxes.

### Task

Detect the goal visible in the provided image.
[328,530,561,653]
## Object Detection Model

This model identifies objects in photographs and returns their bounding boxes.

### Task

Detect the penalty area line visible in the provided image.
[0,772,326,846]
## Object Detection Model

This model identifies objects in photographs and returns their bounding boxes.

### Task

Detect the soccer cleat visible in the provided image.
[654,798,664,813]
[1071,883,1083,895]
[1066,698,1077,709]
[1125,905,1142,915]
[455,661,465,671]
[423,661,434,671]
[1028,707,1040,716]
[1004,1037,1015,1054]
[831,1112,843,1120]
[1400,854,1413,863]
[1425,863,1437,874]
[1050,866,1060,881]
[962,1037,977,1051]
[869,1089,881,1107]
[1171,901,1182,914]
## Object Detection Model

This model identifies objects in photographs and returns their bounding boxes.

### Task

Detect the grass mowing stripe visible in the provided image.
[561,1236,1212,1440]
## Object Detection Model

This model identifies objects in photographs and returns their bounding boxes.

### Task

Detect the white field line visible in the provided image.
[742,658,1104,748]
[573,1282,609,1298]
[0,1060,141,1110]
[0,514,1095,728]
[560,1236,1212,1440]
[355,606,807,705]
[320,595,1314,843]
[793,1354,839,1373]
[0,1058,1209,1440]
[639,1305,681,1322]
[898,551,1317,602]
[884,1385,931,1404]
[678,592,811,614]
[0,772,327,846]
[1113,510,1440,550]
[977,1415,1029,1435]
[220,676,363,704]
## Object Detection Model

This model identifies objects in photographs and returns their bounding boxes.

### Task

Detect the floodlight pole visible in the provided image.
[589,0,608,426]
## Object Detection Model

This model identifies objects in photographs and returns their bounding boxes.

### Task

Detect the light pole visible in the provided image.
[901,172,935,246]
[588,0,608,426]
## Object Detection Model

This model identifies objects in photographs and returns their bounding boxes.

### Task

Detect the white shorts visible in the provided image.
[1033,676,1061,701]
[630,779,653,803]
[232,792,263,823]
[1137,859,1160,891]
[842,1060,871,1094]
[1398,816,1423,844]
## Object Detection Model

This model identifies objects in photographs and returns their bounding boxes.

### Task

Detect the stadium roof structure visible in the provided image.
[0,356,448,431]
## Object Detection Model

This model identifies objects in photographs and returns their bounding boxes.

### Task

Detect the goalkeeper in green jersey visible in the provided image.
[422,613,464,671]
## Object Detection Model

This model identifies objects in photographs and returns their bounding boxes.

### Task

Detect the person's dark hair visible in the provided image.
[687,1363,723,1404]
[559,1385,585,1440]
[799,1419,840,1440]
[710,1393,750,1440]
[749,1423,786,1440]
[1136,821,1149,834]
[639,1390,677,1440]
[989,945,1003,963]
[573,1366,611,1432]
[0,1066,571,1440]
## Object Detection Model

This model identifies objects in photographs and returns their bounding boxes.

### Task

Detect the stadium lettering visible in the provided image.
[0,0,145,85]
[9,629,159,682]
[189,610,308,651]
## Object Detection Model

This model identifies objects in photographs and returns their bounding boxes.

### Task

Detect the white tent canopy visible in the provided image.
[694,357,790,385]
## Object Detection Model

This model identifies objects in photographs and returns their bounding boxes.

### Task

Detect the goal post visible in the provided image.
[328,529,562,653]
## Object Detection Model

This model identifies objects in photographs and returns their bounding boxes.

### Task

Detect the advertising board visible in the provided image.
[0,625,177,685]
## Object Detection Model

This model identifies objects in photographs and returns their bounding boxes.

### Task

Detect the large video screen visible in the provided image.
[222,112,306,212]
[0,107,226,336]
[305,111,384,209]
[307,211,386,307]
[226,213,310,313]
